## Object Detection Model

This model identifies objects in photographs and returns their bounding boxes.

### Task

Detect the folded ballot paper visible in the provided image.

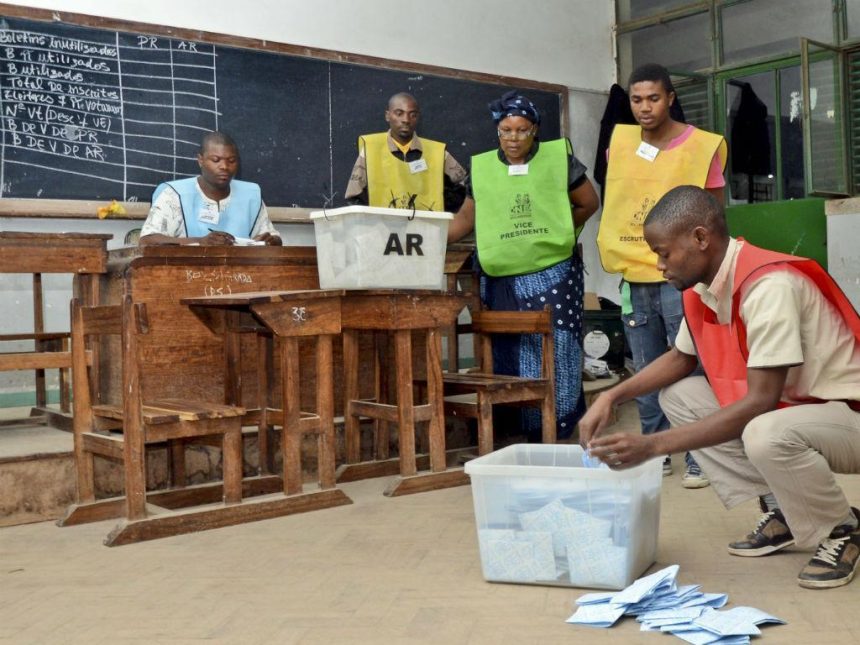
[566,564,785,643]
[477,495,630,586]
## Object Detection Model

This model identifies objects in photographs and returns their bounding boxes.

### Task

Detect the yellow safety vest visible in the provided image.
[597,124,727,282]
[360,133,446,211]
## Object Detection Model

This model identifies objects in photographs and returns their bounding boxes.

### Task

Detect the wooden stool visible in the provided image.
[337,290,470,496]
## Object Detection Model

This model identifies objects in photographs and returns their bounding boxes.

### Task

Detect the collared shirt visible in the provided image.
[140,180,279,239]
[676,237,860,403]
[344,132,468,210]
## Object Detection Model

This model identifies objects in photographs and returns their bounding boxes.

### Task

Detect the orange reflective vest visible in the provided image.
[683,241,860,408]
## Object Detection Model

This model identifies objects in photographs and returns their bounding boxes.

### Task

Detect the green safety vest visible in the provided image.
[472,138,575,277]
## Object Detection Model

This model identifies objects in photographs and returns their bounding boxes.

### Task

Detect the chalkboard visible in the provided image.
[0,13,563,208]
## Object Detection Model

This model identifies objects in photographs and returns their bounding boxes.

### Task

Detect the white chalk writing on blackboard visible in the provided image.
[0,25,221,199]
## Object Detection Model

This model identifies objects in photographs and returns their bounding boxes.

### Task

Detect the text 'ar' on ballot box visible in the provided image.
[309,205,452,290]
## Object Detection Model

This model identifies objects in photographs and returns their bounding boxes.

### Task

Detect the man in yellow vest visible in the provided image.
[345,92,467,212]
[596,63,727,488]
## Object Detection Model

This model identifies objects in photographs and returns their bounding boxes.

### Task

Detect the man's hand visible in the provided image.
[587,431,657,470]
[200,230,235,246]
[254,232,283,246]
[578,393,614,449]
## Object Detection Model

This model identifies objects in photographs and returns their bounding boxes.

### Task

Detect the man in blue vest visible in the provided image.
[140,131,281,246]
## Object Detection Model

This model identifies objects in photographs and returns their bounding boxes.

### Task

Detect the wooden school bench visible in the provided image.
[0,232,111,426]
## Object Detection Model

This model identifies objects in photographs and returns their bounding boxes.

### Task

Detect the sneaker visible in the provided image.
[682,463,710,489]
[662,456,672,477]
[798,509,860,589]
[727,508,795,557]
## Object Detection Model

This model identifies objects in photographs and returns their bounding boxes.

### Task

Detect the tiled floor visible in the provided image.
[2,402,860,644]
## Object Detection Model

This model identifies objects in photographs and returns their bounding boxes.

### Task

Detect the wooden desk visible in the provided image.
[182,289,351,514]
[338,290,471,496]
[98,248,470,484]
[0,232,111,423]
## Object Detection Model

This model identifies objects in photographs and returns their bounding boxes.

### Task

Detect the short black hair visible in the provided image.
[628,63,675,95]
[387,92,419,109]
[199,131,238,155]
[644,185,728,237]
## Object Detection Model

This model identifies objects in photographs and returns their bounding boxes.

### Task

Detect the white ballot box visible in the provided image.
[465,444,662,590]
[310,205,452,289]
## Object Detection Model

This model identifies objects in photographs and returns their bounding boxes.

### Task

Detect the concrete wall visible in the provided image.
[0,0,617,401]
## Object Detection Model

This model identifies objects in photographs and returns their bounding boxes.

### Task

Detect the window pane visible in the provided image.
[721,0,833,66]
[617,13,711,82]
[848,50,860,192]
[617,0,700,22]
[806,49,848,195]
[674,79,711,130]
[847,0,860,39]
[726,71,776,204]
[779,66,805,199]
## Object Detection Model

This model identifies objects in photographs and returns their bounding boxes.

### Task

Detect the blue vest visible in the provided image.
[152,177,262,238]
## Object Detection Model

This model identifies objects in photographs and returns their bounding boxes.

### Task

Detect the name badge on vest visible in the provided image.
[508,164,529,176]
[408,158,428,174]
[635,141,660,162]
[197,203,220,225]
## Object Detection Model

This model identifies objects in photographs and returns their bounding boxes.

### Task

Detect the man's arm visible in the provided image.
[447,196,475,243]
[579,347,697,447]
[250,203,283,246]
[344,153,368,205]
[587,363,789,469]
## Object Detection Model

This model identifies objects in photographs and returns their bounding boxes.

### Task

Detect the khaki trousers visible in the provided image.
[659,376,860,548]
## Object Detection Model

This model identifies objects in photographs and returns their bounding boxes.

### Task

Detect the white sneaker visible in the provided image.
[662,456,672,477]
[682,463,710,489]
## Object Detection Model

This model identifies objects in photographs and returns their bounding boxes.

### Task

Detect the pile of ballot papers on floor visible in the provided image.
[566,564,785,644]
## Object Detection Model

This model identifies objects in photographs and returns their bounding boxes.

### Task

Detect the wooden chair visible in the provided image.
[442,308,556,455]
[59,295,246,545]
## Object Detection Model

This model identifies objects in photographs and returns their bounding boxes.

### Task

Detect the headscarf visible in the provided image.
[489,90,541,125]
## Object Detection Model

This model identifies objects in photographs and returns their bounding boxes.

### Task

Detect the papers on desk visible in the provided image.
[566,564,785,643]
[233,236,265,246]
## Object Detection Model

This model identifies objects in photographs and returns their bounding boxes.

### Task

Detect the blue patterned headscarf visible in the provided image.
[489,90,541,125]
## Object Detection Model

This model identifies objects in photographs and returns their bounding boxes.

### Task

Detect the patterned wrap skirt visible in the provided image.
[479,251,586,440]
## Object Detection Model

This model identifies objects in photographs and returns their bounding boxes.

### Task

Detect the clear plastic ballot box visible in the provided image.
[464,444,662,590]
[309,205,453,289]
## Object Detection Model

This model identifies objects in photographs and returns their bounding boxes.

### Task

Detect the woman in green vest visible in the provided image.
[448,91,600,440]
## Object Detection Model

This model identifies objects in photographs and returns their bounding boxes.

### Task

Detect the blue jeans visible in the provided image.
[622,281,696,468]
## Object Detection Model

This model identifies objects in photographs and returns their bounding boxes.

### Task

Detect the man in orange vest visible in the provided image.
[581,185,860,590]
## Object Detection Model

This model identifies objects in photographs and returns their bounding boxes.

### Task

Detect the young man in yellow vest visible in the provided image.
[596,63,727,487]
[345,92,467,212]
[583,186,860,590]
